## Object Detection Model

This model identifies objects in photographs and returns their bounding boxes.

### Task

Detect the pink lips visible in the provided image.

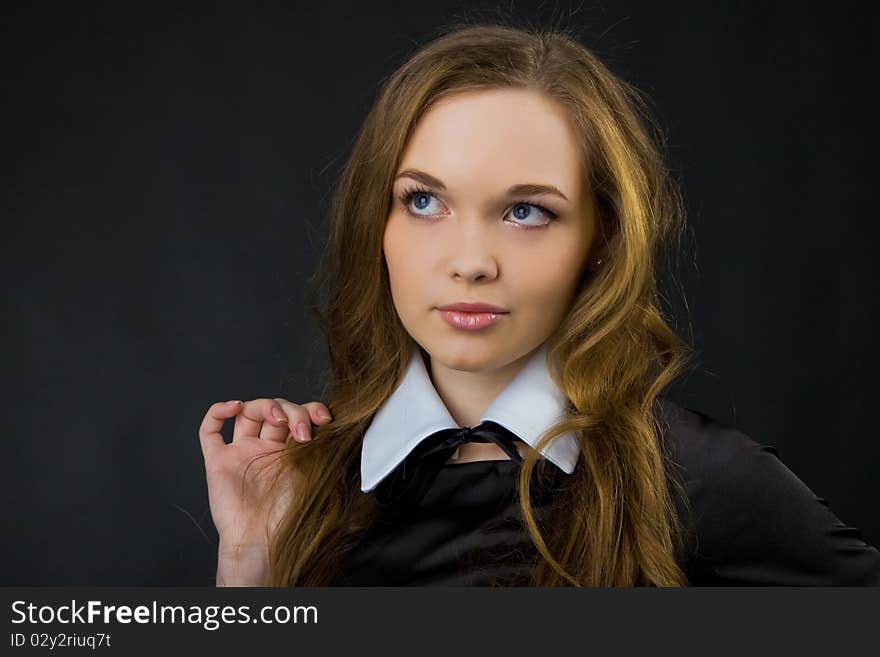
[436,302,509,331]
[439,310,506,330]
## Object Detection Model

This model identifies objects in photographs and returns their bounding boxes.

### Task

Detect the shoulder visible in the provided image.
[655,396,880,585]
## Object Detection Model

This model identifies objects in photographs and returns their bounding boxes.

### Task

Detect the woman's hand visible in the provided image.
[198,398,332,584]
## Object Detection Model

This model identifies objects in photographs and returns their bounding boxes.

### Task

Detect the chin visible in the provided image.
[425,340,509,373]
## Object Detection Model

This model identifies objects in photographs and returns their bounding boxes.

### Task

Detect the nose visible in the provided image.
[445,219,499,282]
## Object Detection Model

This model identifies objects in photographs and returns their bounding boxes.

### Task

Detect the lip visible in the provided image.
[438,310,507,331]
[436,302,508,313]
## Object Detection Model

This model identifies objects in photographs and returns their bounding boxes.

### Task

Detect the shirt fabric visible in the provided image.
[360,341,579,493]
[332,343,880,586]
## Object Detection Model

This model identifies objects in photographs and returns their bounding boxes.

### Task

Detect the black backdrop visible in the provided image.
[3,1,878,585]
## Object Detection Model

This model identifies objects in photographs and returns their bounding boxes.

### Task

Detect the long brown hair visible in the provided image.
[256,20,695,586]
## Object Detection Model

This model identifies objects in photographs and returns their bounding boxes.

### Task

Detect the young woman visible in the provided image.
[197,23,880,586]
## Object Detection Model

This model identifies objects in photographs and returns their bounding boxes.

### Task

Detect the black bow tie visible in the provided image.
[373,420,525,509]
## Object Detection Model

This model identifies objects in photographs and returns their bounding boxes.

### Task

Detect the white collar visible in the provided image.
[360,341,580,492]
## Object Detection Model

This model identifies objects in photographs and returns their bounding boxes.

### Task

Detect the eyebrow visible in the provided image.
[394,168,569,202]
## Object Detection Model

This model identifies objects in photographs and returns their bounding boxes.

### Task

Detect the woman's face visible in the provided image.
[383,88,598,372]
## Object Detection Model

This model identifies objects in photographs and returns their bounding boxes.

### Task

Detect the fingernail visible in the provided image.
[317,410,332,421]
[271,407,288,423]
[226,400,242,406]
[294,422,310,441]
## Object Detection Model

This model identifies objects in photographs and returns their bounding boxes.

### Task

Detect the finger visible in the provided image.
[303,401,333,425]
[198,400,242,458]
[274,399,333,443]
[233,398,288,443]
[277,399,333,427]
[258,400,294,444]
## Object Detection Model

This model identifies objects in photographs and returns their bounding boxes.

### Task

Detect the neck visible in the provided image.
[425,346,535,427]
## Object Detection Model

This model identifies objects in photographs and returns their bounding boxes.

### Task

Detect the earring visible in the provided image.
[594,257,603,267]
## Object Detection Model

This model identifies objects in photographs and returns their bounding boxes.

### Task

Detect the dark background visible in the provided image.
[3,1,877,585]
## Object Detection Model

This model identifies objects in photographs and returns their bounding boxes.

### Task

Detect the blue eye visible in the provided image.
[510,202,554,225]
[396,186,558,229]
[405,190,443,215]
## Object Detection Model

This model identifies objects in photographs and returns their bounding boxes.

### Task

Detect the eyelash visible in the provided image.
[396,185,559,230]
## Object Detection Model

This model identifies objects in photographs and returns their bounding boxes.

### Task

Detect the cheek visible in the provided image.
[383,218,404,278]
[512,266,570,308]
[383,219,423,302]
[507,243,588,320]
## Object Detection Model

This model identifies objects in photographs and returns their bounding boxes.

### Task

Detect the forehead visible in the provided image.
[397,88,585,199]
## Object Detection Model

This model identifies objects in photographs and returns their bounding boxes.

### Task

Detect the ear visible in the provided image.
[586,198,613,272]
[586,247,608,272]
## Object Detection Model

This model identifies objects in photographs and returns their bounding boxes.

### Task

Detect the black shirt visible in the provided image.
[332,398,880,585]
